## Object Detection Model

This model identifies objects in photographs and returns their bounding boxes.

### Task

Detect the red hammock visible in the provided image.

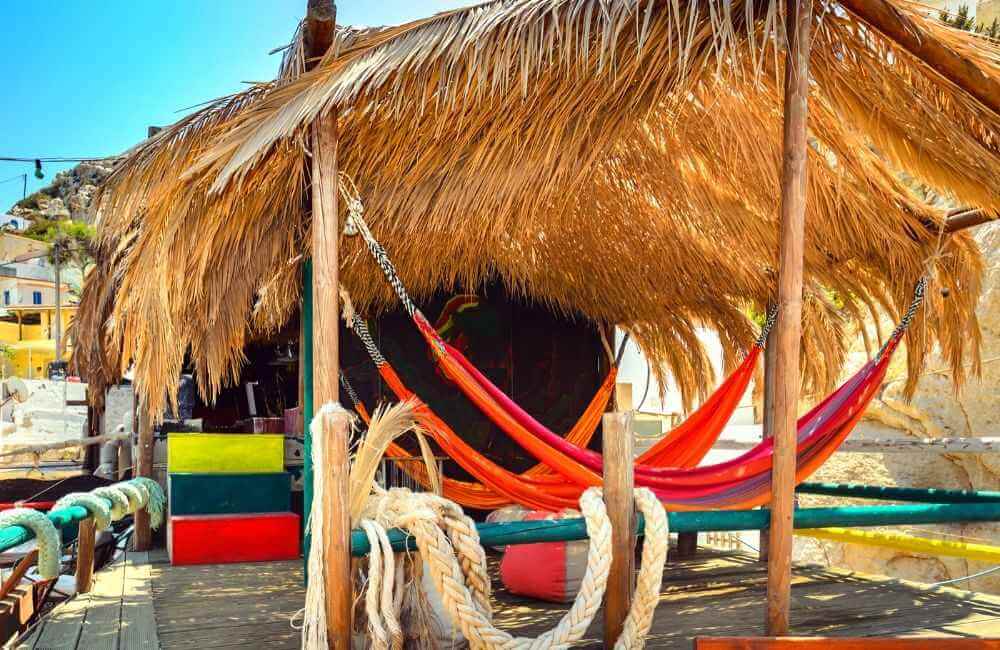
[353,327,897,511]
[348,315,759,508]
[350,213,922,510]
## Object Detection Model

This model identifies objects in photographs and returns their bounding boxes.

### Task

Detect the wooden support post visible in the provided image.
[310,68,351,650]
[133,407,154,551]
[75,518,95,594]
[602,411,635,649]
[0,550,38,600]
[766,0,812,637]
[677,531,698,558]
[759,324,778,563]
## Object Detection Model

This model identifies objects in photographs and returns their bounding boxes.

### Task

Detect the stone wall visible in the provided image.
[795,221,1000,592]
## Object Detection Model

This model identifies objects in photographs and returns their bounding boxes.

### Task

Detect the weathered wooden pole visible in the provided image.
[307,0,350,640]
[75,518,96,594]
[602,411,635,648]
[838,0,1000,118]
[133,406,154,551]
[759,323,778,563]
[312,105,352,650]
[765,0,812,636]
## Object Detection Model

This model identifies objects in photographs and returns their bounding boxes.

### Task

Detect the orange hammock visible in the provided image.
[364,332,897,512]
[349,213,922,510]
[347,313,761,509]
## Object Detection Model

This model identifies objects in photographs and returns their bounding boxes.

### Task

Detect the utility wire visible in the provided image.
[0,157,111,164]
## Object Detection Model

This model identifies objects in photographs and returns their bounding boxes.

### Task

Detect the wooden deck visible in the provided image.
[15,547,1000,648]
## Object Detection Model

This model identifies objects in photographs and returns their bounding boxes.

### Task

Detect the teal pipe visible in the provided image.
[302,260,314,576]
[797,482,1000,503]
[0,498,116,553]
[349,501,1000,556]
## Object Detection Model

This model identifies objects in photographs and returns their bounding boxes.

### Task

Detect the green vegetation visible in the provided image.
[19,217,97,279]
[940,4,1000,39]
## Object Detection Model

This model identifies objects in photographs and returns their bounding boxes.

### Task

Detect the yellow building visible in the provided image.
[0,231,76,379]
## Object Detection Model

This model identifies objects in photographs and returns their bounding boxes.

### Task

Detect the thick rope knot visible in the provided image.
[0,508,61,579]
[356,486,667,649]
[52,492,113,531]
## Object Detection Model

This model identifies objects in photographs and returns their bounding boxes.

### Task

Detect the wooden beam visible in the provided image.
[602,411,635,649]
[766,0,812,637]
[944,208,996,234]
[839,0,1000,119]
[133,407,153,551]
[75,518,96,594]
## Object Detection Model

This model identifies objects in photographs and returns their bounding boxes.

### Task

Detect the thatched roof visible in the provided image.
[74,0,999,417]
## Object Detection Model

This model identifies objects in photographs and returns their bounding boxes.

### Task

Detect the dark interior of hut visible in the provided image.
[172,282,606,502]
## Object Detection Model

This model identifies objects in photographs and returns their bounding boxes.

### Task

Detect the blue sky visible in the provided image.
[0,1,469,211]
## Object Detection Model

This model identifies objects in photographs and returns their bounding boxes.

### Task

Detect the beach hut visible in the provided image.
[61,0,1000,646]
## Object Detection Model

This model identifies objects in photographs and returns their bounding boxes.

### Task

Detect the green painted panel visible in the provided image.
[169,472,290,515]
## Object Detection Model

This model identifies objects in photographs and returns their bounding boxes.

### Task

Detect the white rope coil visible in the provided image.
[0,508,61,579]
[130,477,167,529]
[115,481,147,515]
[52,493,113,531]
[358,487,669,650]
[92,486,130,521]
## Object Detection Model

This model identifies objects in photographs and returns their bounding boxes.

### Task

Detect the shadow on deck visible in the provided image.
[16,547,1000,648]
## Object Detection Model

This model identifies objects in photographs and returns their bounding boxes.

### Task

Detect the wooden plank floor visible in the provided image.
[17,549,156,649]
[150,557,304,649]
[15,547,1000,648]
[491,550,1000,648]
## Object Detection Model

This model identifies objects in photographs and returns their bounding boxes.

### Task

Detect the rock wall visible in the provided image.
[9,161,113,223]
[795,221,1000,592]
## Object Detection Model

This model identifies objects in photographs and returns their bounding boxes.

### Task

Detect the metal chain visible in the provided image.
[755,303,779,349]
[348,199,417,318]
[339,372,362,410]
[352,314,387,367]
[876,277,928,361]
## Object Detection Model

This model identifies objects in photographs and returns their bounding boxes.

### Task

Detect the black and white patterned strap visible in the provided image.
[876,277,928,361]
[339,372,362,410]
[349,200,417,319]
[351,314,387,367]
[755,303,779,349]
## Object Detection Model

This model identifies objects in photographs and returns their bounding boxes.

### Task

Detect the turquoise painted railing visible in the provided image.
[797,482,1000,503]
[349,501,1000,556]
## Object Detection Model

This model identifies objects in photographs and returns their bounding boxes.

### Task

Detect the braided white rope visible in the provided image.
[615,488,668,650]
[130,477,166,529]
[0,508,61,579]
[52,493,112,531]
[359,487,669,649]
[92,486,130,521]
[115,481,147,515]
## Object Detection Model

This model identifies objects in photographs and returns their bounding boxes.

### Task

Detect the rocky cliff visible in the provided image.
[796,220,1000,592]
[8,161,113,223]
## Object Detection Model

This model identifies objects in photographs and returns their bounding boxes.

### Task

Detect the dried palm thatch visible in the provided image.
[74,0,998,418]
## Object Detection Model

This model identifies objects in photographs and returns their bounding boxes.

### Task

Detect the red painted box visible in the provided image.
[168,512,300,565]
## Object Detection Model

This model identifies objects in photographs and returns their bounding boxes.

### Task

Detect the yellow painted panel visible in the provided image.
[168,433,285,474]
